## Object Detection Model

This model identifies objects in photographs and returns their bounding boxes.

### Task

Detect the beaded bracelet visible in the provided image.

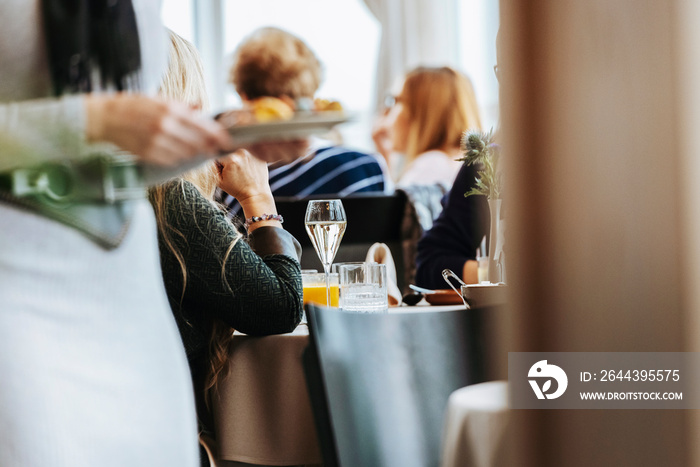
[244,213,284,229]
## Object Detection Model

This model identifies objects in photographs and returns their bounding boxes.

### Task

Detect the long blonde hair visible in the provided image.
[158,29,219,199]
[160,29,210,110]
[399,67,482,166]
[152,30,239,407]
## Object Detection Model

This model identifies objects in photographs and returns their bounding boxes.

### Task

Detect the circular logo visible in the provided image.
[528,360,568,399]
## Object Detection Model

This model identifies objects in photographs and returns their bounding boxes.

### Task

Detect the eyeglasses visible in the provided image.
[383,94,397,109]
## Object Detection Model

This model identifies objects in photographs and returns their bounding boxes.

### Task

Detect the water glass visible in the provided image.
[332,261,375,274]
[338,263,388,313]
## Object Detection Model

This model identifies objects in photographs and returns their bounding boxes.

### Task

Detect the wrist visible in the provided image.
[238,192,280,232]
[237,192,275,212]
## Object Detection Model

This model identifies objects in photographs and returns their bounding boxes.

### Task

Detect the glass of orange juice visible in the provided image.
[302,272,339,307]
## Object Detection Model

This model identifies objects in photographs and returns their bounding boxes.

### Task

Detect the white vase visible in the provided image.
[488,198,503,283]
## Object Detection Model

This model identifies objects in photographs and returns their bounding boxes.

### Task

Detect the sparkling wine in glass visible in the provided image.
[305,199,347,307]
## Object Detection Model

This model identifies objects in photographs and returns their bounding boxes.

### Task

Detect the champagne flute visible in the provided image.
[305,200,347,307]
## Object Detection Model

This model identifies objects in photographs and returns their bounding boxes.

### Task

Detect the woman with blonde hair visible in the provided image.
[373,66,482,186]
[151,31,303,461]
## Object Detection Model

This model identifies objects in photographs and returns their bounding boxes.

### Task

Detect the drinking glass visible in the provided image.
[331,261,373,274]
[304,199,347,306]
[302,272,340,307]
[338,263,388,313]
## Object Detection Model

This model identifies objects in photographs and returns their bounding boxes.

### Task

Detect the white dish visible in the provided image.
[461,283,508,308]
[221,112,350,145]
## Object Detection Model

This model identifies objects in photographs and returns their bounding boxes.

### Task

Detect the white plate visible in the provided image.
[222,112,350,144]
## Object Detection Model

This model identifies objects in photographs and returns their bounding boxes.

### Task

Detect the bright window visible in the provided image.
[222,1,380,112]
[458,0,500,131]
[161,0,194,42]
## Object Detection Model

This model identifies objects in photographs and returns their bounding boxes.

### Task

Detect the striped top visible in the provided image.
[221,141,386,217]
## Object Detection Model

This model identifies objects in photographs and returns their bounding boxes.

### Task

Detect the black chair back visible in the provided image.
[302,305,497,467]
[275,193,407,290]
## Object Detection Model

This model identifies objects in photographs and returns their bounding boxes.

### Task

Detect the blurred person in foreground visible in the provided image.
[219,27,387,218]
[152,31,303,463]
[0,2,241,466]
[372,66,482,187]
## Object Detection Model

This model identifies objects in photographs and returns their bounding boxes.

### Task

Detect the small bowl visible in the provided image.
[460,283,508,308]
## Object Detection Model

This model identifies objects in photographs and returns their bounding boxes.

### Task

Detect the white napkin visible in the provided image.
[366,242,402,306]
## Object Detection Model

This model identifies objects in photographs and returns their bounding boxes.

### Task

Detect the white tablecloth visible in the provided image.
[441,381,510,467]
[213,325,320,466]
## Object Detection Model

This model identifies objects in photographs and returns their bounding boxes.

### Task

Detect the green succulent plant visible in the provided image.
[459,129,501,199]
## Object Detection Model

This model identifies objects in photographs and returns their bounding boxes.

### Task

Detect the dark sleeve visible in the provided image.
[160,180,303,336]
[414,164,490,290]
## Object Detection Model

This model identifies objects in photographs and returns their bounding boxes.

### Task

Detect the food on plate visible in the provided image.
[314,98,343,112]
[214,97,291,128]
[248,96,295,122]
[215,96,344,129]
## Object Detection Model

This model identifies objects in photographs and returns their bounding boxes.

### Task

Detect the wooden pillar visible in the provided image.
[500,1,691,465]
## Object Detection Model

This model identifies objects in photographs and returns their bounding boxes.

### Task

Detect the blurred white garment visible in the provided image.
[0,201,198,467]
[0,1,199,466]
[397,150,462,187]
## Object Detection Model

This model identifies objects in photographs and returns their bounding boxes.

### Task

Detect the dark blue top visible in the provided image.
[220,145,386,217]
[415,163,490,290]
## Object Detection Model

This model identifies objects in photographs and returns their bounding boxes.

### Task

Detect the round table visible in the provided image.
[441,381,510,467]
[212,325,321,466]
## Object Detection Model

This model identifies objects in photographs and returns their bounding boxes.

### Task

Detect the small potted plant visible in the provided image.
[459,129,504,283]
